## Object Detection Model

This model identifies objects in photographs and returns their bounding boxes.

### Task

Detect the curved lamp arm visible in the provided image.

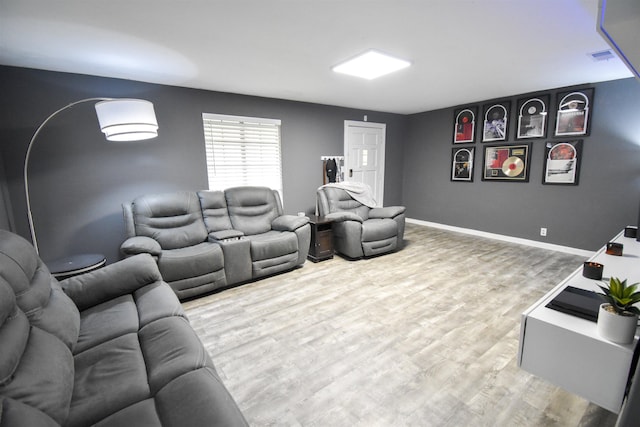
[24,97,158,254]
[24,98,111,254]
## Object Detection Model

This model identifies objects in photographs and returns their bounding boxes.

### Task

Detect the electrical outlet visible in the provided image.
[540,227,547,237]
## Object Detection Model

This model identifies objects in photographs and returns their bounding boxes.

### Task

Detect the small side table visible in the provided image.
[47,254,106,280]
[307,215,334,262]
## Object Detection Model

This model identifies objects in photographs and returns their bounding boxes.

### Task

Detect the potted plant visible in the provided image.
[596,277,640,344]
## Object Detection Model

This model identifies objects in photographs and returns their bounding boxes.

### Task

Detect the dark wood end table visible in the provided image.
[47,254,107,280]
[307,215,334,262]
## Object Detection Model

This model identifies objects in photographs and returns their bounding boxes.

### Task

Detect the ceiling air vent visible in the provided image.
[588,49,616,62]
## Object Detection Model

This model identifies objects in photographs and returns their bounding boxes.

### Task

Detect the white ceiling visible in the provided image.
[0,0,634,114]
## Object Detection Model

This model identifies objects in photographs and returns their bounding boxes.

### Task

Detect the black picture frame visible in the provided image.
[554,88,594,137]
[451,147,474,181]
[516,94,550,140]
[543,140,583,185]
[453,106,477,144]
[482,101,510,142]
[482,143,531,182]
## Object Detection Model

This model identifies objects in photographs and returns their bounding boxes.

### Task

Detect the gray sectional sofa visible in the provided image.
[121,186,311,300]
[0,230,248,427]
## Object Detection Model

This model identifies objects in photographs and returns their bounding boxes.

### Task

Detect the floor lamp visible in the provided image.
[23,97,158,256]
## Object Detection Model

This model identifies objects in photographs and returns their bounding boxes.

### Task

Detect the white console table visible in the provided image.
[518,230,640,413]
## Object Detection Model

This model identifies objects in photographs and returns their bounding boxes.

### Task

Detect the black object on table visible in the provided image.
[47,254,106,280]
[545,286,606,322]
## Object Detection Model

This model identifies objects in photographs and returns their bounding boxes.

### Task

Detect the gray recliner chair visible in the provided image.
[316,185,406,259]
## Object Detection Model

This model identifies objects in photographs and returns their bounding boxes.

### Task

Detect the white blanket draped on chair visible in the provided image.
[318,182,377,208]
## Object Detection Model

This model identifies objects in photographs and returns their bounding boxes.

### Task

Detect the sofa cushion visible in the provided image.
[322,187,370,220]
[157,242,224,282]
[361,218,398,242]
[131,191,208,249]
[0,279,74,426]
[155,368,249,427]
[93,399,160,427]
[369,206,406,218]
[0,396,60,427]
[198,190,235,233]
[135,281,187,326]
[225,186,280,235]
[74,280,188,356]
[69,333,149,427]
[74,294,139,354]
[246,231,298,261]
[139,316,214,394]
[0,279,28,395]
[0,230,80,350]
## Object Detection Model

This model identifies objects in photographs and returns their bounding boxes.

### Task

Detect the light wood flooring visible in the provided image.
[183,223,618,426]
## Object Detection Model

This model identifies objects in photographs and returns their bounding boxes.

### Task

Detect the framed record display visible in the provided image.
[516,94,549,140]
[453,106,477,144]
[482,101,510,142]
[482,143,531,182]
[554,88,593,137]
[543,140,583,185]
[451,147,474,181]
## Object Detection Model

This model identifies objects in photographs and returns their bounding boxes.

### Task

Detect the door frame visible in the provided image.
[343,120,386,206]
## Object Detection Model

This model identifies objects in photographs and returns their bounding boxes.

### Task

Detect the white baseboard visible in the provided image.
[406,218,594,258]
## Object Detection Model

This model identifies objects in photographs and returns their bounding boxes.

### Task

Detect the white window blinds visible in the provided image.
[202,113,282,196]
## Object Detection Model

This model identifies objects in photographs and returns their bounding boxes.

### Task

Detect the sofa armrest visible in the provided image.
[61,254,163,311]
[120,236,162,257]
[208,229,245,241]
[324,212,363,223]
[369,206,406,219]
[271,215,310,231]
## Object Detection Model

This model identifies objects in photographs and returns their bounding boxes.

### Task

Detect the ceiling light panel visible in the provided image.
[333,50,411,80]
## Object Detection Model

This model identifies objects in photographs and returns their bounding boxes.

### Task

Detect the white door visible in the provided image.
[344,120,386,206]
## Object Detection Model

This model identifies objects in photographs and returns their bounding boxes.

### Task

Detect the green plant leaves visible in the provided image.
[597,277,640,315]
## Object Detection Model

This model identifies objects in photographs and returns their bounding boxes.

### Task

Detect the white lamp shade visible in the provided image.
[95,99,158,141]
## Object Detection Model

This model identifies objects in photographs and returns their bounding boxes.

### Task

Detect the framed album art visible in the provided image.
[451,147,474,181]
[516,94,549,140]
[482,101,510,142]
[453,106,477,144]
[482,143,530,182]
[554,88,593,137]
[543,140,583,185]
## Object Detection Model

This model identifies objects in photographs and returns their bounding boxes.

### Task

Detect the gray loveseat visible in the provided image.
[0,230,248,427]
[121,186,311,300]
[317,185,406,259]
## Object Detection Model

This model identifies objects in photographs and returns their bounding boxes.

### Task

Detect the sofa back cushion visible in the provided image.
[0,276,74,426]
[0,230,80,351]
[197,190,234,233]
[225,187,281,235]
[130,192,208,249]
[321,187,370,220]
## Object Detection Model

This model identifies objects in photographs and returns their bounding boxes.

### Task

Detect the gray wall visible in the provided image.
[1,65,638,262]
[403,78,640,251]
[0,66,406,263]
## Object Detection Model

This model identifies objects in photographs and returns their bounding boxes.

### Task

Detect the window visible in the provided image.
[202,113,282,196]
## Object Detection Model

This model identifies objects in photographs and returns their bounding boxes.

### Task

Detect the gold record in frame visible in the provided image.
[482,143,530,182]
[501,157,524,176]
